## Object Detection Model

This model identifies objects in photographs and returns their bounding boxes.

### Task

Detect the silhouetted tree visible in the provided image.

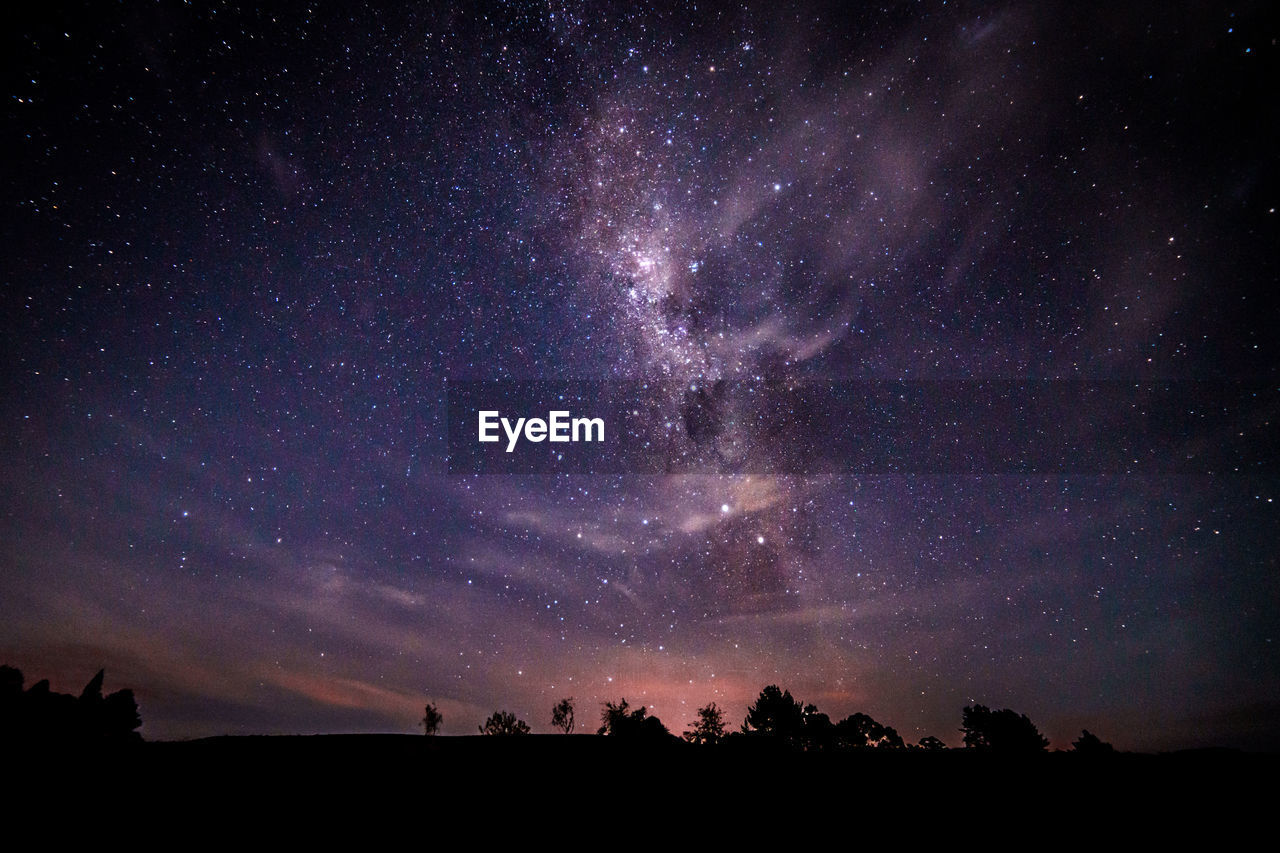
[100,687,142,739]
[1,666,140,743]
[742,685,805,742]
[801,703,836,750]
[683,702,726,745]
[598,698,670,739]
[72,669,142,741]
[598,698,635,735]
[480,710,530,735]
[961,704,1048,753]
[917,735,947,750]
[79,669,105,702]
[835,712,889,748]
[551,697,575,734]
[1072,729,1116,754]
[421,702,443,735]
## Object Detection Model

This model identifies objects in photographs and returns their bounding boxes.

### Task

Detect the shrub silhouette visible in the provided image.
[1072,729,1116,754]
[480,710,530,735]
[597,698,670,738]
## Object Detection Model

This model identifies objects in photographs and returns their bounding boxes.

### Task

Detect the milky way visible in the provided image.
[1,1,1276,748]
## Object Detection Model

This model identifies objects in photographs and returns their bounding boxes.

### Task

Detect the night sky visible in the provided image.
[2,1,1277,750]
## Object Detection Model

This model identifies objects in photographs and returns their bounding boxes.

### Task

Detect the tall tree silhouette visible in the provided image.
[742,685,805,742]
[421,702,443,735]
[683,702,726,745]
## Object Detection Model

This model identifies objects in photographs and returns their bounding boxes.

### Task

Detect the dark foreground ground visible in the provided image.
[11,734,1275,826]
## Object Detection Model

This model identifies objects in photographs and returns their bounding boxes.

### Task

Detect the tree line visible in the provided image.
[423,684,1117,754]
[3,662,1116,753]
